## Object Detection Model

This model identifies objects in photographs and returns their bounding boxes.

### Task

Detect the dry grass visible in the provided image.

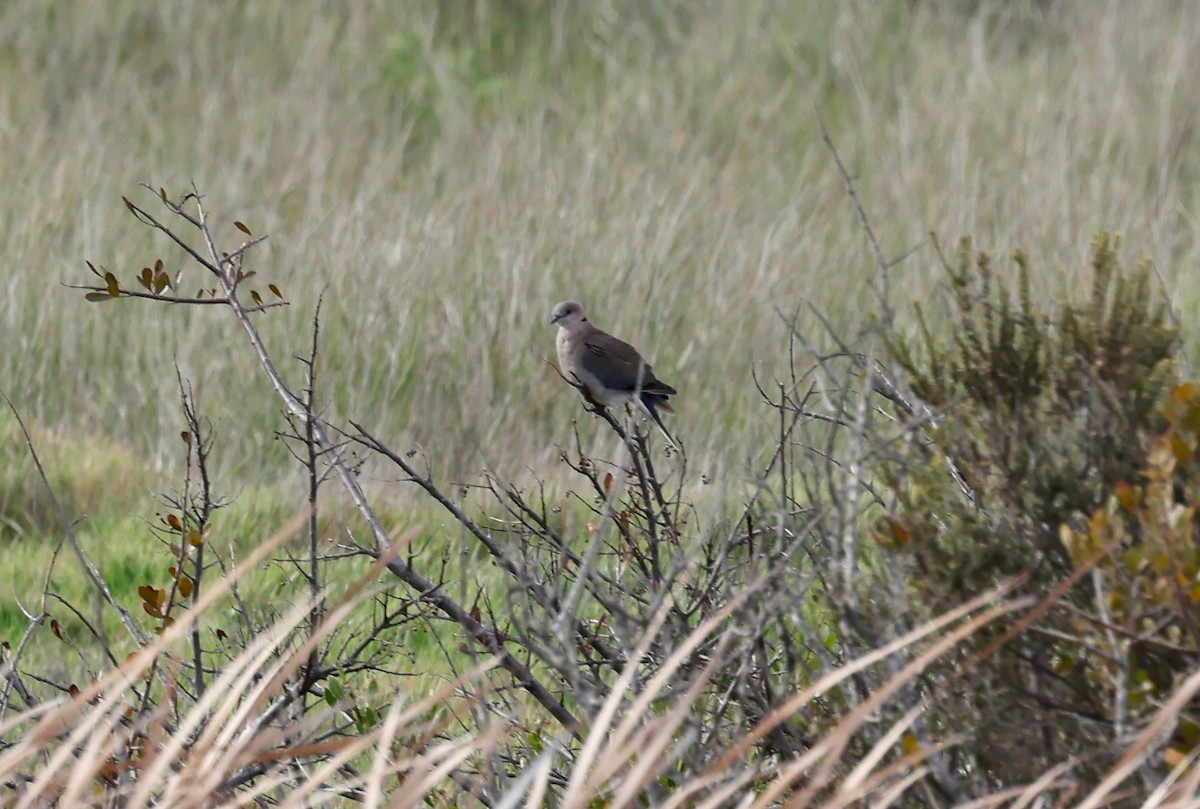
[2,0,1198,489]
[5,565,1198,806]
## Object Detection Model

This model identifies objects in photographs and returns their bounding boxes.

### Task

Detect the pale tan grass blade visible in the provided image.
[1078,667,1200,809]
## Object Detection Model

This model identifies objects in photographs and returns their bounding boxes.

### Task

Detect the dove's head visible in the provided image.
[550,300,586,327]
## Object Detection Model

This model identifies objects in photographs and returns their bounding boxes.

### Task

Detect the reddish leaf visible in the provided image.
[178,577,193,598]
[166,513,182,531]
[180,431,191,448]
[603,472,614,495]
[1113,481,1139,510]
[51,620,61,639]
[234,220,251,235]
[888,519,911,545]
[138,585,157,604]
[67,684,80,699]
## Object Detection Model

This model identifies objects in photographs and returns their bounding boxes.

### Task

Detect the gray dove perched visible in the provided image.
[551,300,676,444]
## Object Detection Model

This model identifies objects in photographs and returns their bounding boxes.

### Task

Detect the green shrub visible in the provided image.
[879,233,1191,790]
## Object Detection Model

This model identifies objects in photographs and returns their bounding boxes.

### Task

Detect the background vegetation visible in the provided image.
[1,0,1199,805]
[4,1,1198,486]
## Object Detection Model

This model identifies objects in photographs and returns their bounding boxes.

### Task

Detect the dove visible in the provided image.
[551,300,676,444]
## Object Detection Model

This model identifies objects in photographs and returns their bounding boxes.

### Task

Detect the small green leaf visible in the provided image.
[250,290,263,305]
[85,292,114,302]
[355,706,378,734]
[268,283,282,299]
[103,272,119,296]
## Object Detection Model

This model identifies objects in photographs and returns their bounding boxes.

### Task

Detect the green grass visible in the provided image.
[2,0,1200,685]
[4,0,1198,483]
